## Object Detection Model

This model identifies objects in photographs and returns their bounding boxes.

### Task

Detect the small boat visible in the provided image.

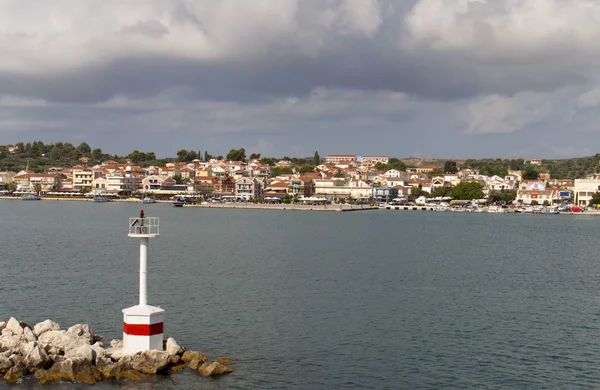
[93,194,109,202]
[142,196,156,204]
[21,193,41,201]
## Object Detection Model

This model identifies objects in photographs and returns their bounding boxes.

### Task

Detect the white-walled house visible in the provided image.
[574,179,600,207]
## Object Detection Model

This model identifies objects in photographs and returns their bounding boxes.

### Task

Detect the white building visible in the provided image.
[106,174,140,194]
[574,179,600,207]
[325,154,357,164]
[72,167,93,192]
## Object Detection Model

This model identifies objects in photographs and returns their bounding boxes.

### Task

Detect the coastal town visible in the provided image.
[0,143,599,210]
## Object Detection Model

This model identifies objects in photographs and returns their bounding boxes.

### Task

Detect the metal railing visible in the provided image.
[128,217,160,236]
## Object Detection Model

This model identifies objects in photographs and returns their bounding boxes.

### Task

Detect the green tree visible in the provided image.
[172,174,185,184]
[177,149,189,162]
[387,158,407,171]
[92,148,103,161]
[5,181,16,193]
[589,192,600,207]
[33,183,42,195]
[226,148,246,162]
[249,153,261,160]
[450,181,483,200]
[260,157,275,166]
[443,160,458,174]
[313,151,321,165]
[270,167,293,177]
[299,164,315,174]
[77,142,91,154]
[522,165,539,180]
[332,169,345,178]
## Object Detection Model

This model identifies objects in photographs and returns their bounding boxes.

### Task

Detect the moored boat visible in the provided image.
[93,194,109,202]
[21,193,41,201]
[142,196,156,204]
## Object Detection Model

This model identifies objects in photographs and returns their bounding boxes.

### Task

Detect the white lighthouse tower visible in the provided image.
[122,210,164,353]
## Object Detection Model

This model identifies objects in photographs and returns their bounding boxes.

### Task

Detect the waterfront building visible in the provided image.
[519,180,546,191]
[13,173,62,192]
[72,166,93,193]
[141,175,176,192]
[235,177,263,200]
[573,179,600,206]
[372,186,399,203]
[106,174,139,195]
[516,189,560,205]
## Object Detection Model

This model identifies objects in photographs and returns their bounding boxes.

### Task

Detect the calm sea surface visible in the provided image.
[2,201,600,389]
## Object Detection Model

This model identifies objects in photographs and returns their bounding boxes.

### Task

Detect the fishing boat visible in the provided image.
[21,193,41,201]
[142,196,156,204]
[93,194,109,202]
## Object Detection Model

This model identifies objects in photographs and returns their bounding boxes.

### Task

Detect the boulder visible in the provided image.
[170,363,186,372]
[188,359,203,371]
[67,344,94,364]
[131,350,170,374]
[0,321,6,333]
[36,357,102,384]
[66,324,94,344]
[3,363,26,382]
[0,333,20,353]
[0,356,12,374]
[22,341,51,371]
[33,320,60,337]
[197,361,233,376]
[2,317,23,337]
[23,326,37,342]
[166,337,183,356]
[181,350,207,363]
[38,330,87,355]
[90,342,106,364]
[168,354,181,365]
[109,339,123,348]
[217,357,235,365]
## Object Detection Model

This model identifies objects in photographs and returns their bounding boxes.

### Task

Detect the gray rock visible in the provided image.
[3,363,25,382]
[38,330,88,356]
[0,322,6,333]
[130,350,170,374]
[67,324,94,344]
[0,334,20,353]
[166,337,183,356]
[2,318,23,337]
[67,344,94,364]
[90,342,106,365]
[109,339,123,348]
[22,341,50,370]
[197,361,233,376]
[23,326,37,342]
[0,356,12,374]
[33,320,60,337]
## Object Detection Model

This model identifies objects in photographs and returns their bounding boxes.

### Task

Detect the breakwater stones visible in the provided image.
[0,318,233,384]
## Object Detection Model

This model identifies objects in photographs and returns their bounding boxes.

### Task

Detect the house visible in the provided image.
[264,180,289,199]
[13,173,62,192]
[384,169,411,180]
[531,158,542,165]
[141,175,176,192]
[235,177,263,200]
[361,156,389,167]
[275,160,294,168]
[325,154,357,164]
[412,165,439,174]
[519,180,546,191]
[8,145,19,153]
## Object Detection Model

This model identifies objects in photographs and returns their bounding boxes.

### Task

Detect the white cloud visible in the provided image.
[404,0,600,63]
[463,93,551,134]
[577,87,600,109]
[0,0,384,74]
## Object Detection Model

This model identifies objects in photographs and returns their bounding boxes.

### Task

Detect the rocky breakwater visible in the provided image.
[0,318,233,384]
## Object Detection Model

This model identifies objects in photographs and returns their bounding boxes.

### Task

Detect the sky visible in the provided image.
[1,0,600,159]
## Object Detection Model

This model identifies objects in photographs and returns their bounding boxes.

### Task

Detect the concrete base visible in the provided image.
[122,305,165,353]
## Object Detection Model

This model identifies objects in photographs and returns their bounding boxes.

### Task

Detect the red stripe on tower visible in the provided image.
[123,322,163,336]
